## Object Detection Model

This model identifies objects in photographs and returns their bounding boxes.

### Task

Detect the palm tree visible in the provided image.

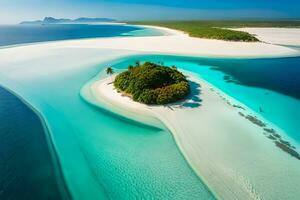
[171,65,177,70]
[135,61,140,67]
[158,61,164,65]
[128,65,134,70]
[106,67,114,75]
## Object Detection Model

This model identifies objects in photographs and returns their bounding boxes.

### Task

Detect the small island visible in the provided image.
[114,62,190,104]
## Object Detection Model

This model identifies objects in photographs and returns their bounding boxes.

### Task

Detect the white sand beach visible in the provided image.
[0,25,299,63]
[233,28,300,46]
[86,74,300,200]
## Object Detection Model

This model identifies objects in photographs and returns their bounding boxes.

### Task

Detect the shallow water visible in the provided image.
[1,24,300,199]
[1,49,299,199]
[0,25,215,199]
[0,49,215,199]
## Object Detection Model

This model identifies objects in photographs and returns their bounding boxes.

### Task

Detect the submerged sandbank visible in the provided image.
[83,73,300,200]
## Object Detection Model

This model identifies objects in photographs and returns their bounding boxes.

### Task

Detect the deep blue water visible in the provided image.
[194,57,300,100]
[0,86,69,200]
[0,24,161,47]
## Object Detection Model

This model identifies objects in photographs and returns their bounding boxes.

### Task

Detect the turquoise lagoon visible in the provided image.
[0,49,215,200]
[1,50,300,199]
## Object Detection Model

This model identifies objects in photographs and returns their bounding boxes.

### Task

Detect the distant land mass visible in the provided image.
[20,17,117,24]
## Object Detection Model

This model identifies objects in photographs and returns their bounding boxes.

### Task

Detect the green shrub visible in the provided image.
[114,62,190,105]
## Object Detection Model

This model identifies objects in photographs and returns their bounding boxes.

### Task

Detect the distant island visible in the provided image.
[20,17,117,25]
[114,62,190,105]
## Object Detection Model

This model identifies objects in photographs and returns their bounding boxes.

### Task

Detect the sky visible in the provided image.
[0,0,299,24]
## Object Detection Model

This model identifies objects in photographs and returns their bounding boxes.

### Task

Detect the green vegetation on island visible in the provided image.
[114,62,190,105]
[130,20,300,42]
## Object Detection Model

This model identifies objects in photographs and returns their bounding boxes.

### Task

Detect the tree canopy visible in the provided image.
[114,62,190,105]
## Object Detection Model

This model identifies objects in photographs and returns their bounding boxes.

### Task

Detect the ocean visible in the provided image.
[0,24,163,47]
[0,24,299,200]
[0,86,69,200]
